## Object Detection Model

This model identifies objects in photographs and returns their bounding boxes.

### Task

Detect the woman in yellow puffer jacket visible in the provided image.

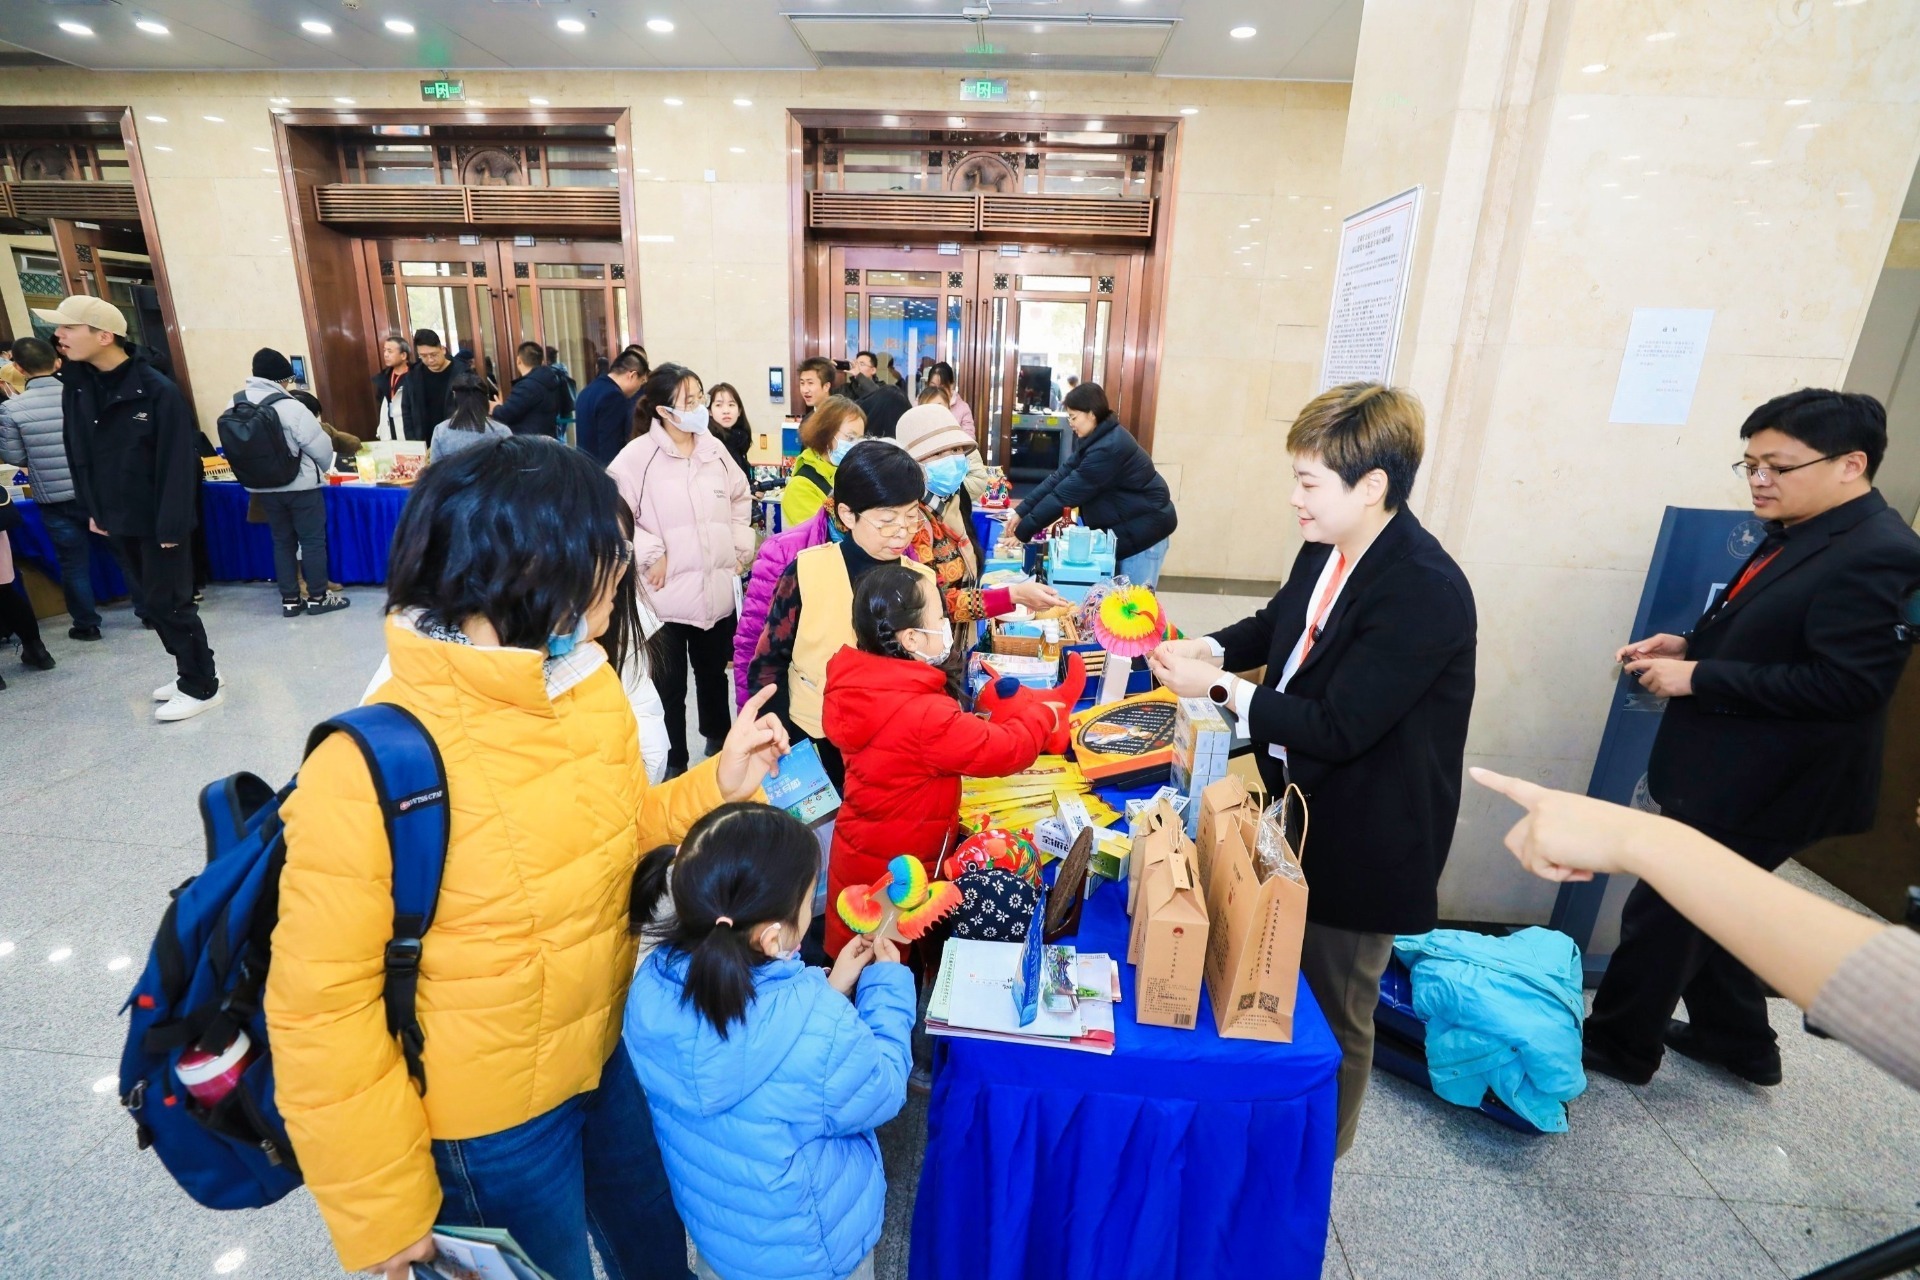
[264,436,789,1280]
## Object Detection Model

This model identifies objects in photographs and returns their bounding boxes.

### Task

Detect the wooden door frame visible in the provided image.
[785,108,1182,453]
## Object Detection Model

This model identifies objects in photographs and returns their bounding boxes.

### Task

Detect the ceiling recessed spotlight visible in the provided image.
[734,98,753,107]
[1751,158,1772,165]
[1229,25,1256,39]
[301,19,333,34]
[203,115,225,123]
[647,18,675,33]
[136,19,170,35]
[1785,97,1811,106]
[530,97,549,105]
[1601,181,1620,188]
[1798,121,1821,129]
[1179,107,1199,116]
[729,146,745,153]
[1645,30,1676,41]
[1582,62,1607,73]
[1238,222,1249,228]
[58,20,94,36]
[385,18,415,34]
[664,97,683,106]
[334,97,355,105]
[558,18,587,33]
[145,115,168,123]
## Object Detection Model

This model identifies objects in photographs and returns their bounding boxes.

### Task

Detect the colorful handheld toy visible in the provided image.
[836,854,963,944]
[1093,584,1174,658]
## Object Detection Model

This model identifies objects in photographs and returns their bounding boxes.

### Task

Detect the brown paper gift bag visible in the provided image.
[1131,840,1210,1030]
[1202,781,1309,1042]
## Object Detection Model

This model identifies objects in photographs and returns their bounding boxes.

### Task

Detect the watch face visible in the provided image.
[1208,682,1230,705]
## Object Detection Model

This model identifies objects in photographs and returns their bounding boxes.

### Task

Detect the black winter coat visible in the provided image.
[1211,509,1477,935]
[400,356,471,443]
[573,373,638,466]
[1649,489,1920,846]
[1013,415,1176,560]
[493,364,569,437]
[60,352,202,545]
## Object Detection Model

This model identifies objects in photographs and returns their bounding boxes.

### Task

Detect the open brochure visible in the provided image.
[414,1227,555,1280]
[926,939,1118,1054]
[761,738,842,826]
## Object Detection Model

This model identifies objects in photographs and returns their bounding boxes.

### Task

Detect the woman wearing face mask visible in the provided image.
[896,403,1064,634]
[610,364,755,778]
[782,397,866,529]
[749,440,932,787]
[707,381,753,480]
[1008,381,1178,587]
[820,564,1059,957]
[267,436,788,1280]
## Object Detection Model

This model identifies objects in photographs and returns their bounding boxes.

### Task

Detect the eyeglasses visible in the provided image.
[1731,455,1840,484]
[860,509,918,533]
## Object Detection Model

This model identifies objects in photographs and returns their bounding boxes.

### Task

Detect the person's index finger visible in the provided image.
[1469,767,1547,810]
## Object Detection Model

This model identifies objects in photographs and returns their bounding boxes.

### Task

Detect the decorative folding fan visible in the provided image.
[1093,585,1172,658]
[836,854,962,944]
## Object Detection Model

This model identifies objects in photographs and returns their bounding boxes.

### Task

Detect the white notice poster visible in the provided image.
[1319,186,1423,390]
[1608,308,1714,425]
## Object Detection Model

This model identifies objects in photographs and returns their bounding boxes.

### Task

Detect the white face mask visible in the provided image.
[670,404,710,435]
[910,619,954,666]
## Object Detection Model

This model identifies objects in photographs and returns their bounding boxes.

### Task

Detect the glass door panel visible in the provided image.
[538,286,612,384]
[867,294,939,386]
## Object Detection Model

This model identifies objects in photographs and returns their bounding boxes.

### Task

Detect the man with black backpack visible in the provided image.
[491,341,570,438]
[223,349,349,620]
[38,293,221,722]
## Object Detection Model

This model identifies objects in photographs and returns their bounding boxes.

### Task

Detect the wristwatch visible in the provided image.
[1208,677,1234,708]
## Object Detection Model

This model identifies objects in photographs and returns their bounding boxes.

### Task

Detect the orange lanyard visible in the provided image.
[1726,547,1782,602]
[1300,554,1350,662]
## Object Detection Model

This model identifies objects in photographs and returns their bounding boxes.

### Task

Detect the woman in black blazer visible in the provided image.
[1150,382,1477,1157]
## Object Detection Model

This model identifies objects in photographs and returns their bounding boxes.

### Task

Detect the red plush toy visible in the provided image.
[975,649,1086,755]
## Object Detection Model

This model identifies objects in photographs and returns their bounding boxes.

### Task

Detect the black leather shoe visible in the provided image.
[663,761,688,781]
[20,643,55,671]
[1582,1036,1655,1086]
[704,736,726,759]
[69,625,102,642]
[1664,1019,1782,1086]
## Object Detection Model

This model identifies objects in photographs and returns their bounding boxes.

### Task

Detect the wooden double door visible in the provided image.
[819,244,1145,473]
[360,237,632,390]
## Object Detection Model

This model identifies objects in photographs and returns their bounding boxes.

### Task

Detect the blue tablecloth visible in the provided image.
[12,498,128,599]
[909,791,1342,1280]
[199,482,408,585]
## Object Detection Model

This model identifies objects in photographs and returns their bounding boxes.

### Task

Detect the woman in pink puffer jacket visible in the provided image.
[609,364,753,776]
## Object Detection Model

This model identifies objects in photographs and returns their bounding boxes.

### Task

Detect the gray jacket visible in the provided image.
[0,374,75,504]
[240,376,333,493]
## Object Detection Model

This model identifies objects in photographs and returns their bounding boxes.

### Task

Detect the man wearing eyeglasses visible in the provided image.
[1586,389,1920,1089]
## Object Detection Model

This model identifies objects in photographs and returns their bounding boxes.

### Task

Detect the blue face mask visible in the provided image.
[546,612,591,658]
[829,438,856,466]
[924,454,970,499]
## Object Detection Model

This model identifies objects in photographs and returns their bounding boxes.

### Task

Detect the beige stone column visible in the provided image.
[1334,0,1920,925]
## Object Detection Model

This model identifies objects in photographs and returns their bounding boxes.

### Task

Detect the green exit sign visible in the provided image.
[420,79,465,102]
[960,78,1007,102]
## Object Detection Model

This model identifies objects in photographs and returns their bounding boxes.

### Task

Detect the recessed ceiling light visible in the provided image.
[647,18,675,33]
[135,19,170,35]
[1229,25,1256,39]
[1582,63,1608,73]
[335,98,355,105]
[1751,158,1772,165]
[1179,107,1199,115]
[58,20,94,36]
[734,98,753,107]
[1620,154,1640,161]
[1785,97,1811,106]
[145,115,168,123]
[302,19,332,34]
[203,115,225,123]
[1646,30,1676,41]
[270,97,291,105]
[558,18,587,33]
[530,97,550,105]
[664,97,683,106]
[385,19,415,34]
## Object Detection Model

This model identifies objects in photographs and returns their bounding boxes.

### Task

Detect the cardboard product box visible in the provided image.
[1125,796,1187,922]
[1129,841,1211,1030]
[1171,697,1234,839]
[1084,828,1131,887]
[1070,687,1180,789]
[1201,780,1310,1043]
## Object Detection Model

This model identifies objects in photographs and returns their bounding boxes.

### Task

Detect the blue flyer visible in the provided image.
[1013,884,1047,1026]
[761,738,842,826]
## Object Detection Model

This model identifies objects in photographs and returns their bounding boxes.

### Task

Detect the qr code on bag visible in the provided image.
[1259,993,1280,1014]
[1238,993,1255,1011]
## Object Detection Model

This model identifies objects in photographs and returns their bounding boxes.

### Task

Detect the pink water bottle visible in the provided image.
[176,1031,258,1107]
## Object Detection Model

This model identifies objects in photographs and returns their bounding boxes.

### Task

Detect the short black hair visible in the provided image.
[856,350,877,365]
[544,345,560,365]
[1062,380,1111,423]
[411,329,443,350]
[1739,388,1887,479]
[516,341,544,369]
[387,435,627,650]
[631,362,702,443]
[609,351,646,378]
[833,439,925,515]
[9,336,56,375]
[798,356,837,387]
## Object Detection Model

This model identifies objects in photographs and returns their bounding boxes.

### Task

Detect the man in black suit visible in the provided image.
[1151,383,1477,1155]
[1588,388,1920,1088]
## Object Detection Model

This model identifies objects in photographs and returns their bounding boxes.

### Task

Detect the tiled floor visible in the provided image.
[2,584,1917,1279]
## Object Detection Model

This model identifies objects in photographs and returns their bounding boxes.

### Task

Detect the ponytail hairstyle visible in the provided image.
[852,563,961,696]
[629,803,819,1037]
[602,498,653,684]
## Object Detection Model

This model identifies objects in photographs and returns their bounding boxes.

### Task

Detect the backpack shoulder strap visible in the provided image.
[792,460,830,497]
[304,704,449,1093]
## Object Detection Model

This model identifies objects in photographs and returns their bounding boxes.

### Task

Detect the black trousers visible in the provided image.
[255,489,330,601]
[113,535,218,700]
[1586,813,1800,1075]
[654,615,737,768]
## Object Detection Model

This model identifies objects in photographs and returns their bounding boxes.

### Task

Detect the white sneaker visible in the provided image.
[153,681,180,702]
[155,687,224,722]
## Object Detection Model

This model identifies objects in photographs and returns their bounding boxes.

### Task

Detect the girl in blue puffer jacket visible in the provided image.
[623,802,914,1280]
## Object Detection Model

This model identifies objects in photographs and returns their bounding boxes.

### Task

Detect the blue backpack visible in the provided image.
[116,704,450,1210]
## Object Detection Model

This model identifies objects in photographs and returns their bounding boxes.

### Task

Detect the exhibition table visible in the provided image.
[12,498,128,600]
[908,792,1342,1280]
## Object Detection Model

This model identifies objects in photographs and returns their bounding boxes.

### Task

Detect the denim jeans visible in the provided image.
[431,1045,690,1280]
[33,499,101,628]
[1116,536,1171,589]
[254,488,331,601]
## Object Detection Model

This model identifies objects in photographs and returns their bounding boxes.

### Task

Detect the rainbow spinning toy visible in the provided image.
[1093,585,1174,658]
[837,854,963,943]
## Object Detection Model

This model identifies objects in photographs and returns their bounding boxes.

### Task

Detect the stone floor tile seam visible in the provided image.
[1332,1164,1728,1202]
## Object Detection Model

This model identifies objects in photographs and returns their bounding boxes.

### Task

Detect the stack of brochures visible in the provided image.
[414,1227,554,1280]
[926,938,1120,1054]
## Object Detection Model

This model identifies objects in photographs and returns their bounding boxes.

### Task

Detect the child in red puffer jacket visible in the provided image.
[820,563,1060,958]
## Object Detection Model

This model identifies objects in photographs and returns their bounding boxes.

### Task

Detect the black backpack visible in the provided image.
[217,392,301,489]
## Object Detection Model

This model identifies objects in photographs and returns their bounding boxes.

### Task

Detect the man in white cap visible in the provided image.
[35,294,221,721]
